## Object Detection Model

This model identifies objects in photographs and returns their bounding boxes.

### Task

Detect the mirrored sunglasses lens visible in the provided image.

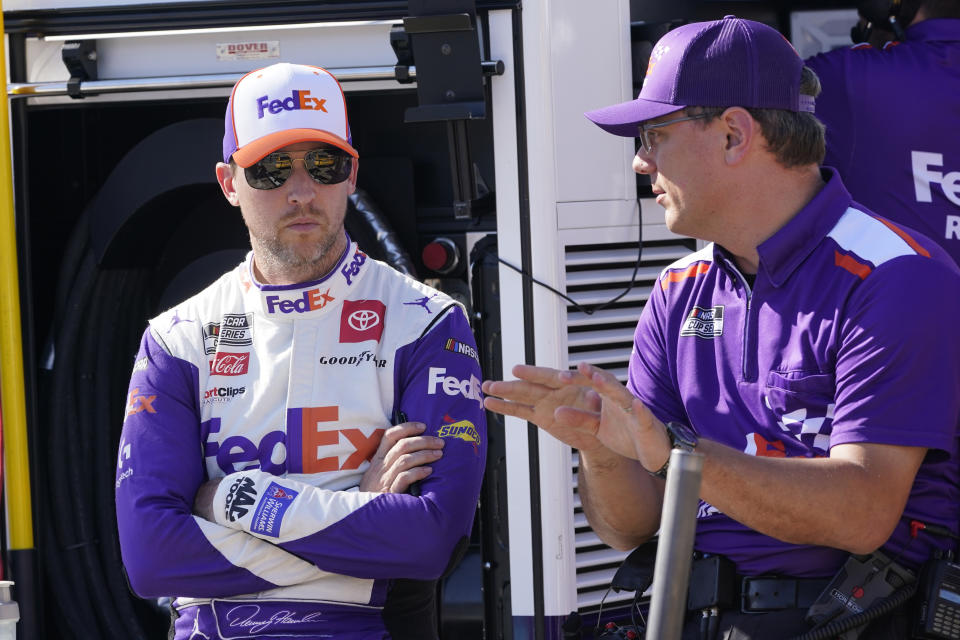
[305,150,351,185]
[245,153,293,190]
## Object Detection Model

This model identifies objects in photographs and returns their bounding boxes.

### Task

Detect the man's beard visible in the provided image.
[256,225,340,269]
[248,206,345,280]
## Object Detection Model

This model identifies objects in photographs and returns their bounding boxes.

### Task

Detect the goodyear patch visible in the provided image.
[438,418,480,455]
[680,305,724,338]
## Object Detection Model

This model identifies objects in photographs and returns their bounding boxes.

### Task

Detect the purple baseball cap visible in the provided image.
[585,16,813,137]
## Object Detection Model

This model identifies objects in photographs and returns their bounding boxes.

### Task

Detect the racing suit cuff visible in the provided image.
[213,470,261,530]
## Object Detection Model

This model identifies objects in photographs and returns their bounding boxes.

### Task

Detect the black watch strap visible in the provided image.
[650,421,698,479]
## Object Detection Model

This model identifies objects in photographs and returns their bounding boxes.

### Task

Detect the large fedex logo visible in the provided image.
[912,151,960,240]
[202,408,384,475]
[257,90,327,119]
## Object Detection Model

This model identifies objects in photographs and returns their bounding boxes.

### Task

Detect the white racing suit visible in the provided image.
[115,237,487,639]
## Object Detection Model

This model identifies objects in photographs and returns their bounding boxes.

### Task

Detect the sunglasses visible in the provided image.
[244,149,353,190]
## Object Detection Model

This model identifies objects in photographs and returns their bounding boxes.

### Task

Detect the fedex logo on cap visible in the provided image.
[226,63,356,166]
[257,90,327,119]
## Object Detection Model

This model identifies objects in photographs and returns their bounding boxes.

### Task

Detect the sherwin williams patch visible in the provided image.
[250,481,299,537]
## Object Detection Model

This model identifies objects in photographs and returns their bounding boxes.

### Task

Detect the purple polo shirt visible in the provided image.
[806,19,960,267]
[628,170,960,577]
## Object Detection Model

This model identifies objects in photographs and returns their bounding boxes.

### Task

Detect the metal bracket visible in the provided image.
[61,40,98,99]
[391,0,503,220]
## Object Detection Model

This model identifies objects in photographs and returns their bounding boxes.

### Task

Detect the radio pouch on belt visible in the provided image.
[688,554,738,611]
[804,551,916,637]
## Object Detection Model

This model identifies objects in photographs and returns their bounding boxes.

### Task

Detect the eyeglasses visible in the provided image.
[637,113,708,153]
[244,149,353,190]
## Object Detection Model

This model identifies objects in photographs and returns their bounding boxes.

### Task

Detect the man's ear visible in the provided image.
[216,162,241,207]
[719,107,756,166]
[346,157,359,196]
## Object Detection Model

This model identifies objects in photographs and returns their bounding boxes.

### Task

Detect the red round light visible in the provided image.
[421,237,460,274]
[422,241,450,271]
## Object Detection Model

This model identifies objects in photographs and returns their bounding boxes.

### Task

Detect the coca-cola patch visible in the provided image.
[210,352,250,376]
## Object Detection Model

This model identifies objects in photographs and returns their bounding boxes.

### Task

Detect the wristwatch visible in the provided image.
[650,421,699,479]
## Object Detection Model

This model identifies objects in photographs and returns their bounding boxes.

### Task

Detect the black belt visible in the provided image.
[739,576,831,613]
[688,554,832,614]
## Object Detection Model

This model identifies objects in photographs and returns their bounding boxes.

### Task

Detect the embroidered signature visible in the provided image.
[224,605,325,634]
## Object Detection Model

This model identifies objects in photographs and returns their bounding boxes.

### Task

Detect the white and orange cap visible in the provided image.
[222,62,359,168]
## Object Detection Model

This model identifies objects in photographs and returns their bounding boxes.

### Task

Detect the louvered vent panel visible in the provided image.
[566,235,696,613]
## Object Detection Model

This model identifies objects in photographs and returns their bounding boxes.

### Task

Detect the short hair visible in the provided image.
[920,0,960,18]
[686,66,826,169]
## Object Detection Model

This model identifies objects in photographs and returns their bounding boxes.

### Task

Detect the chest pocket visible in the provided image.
[763,370,836,454]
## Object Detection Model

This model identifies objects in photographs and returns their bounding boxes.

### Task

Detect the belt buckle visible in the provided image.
[740,577,799,613]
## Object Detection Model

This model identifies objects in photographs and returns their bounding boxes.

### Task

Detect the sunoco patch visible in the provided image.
[438,418,480,455]
[680,305,724,338]
[250,481,299,537]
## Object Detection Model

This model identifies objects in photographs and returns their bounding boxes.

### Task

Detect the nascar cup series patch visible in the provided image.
[680,305,724,338]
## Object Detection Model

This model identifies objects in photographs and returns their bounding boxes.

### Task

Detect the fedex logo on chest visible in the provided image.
[201,408,385,475]
[257,90,327,119]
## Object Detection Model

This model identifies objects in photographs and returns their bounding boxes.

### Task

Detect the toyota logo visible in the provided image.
[348,309,381,331]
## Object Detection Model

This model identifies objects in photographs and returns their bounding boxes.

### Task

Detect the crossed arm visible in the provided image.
[193,421,443,521]
[482,363,925,554]
[118,312,485,598]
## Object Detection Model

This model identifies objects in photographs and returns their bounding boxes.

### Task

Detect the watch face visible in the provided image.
[667,421,698,449]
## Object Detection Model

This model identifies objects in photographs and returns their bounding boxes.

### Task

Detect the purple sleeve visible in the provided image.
[224,308,487,580]
[627,283,687,425]
[831,253,960,560]
[115,330,286,598]
[831,255,960,453]
[806,50,856,176]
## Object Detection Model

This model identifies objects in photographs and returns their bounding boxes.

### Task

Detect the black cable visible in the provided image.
[92,269,151,639]
[72,273,128,639]
[630,589,645,632]
[489,217,645,316]
[789,582,917,640]
[707,607,718,640]
[349,189,418,279]
[43,212,149,638]
[49,214,91,346]
[47,251,104,637]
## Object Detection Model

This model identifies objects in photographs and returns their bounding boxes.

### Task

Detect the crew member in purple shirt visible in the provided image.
[483,16,960,639]
[806,0,960,266]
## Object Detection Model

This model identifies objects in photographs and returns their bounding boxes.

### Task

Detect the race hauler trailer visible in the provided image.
[0,0,857,637]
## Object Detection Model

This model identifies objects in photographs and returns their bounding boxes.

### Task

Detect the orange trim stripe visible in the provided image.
[661,261,710,290]
[834,250,872,279]
[875,218,931,258]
